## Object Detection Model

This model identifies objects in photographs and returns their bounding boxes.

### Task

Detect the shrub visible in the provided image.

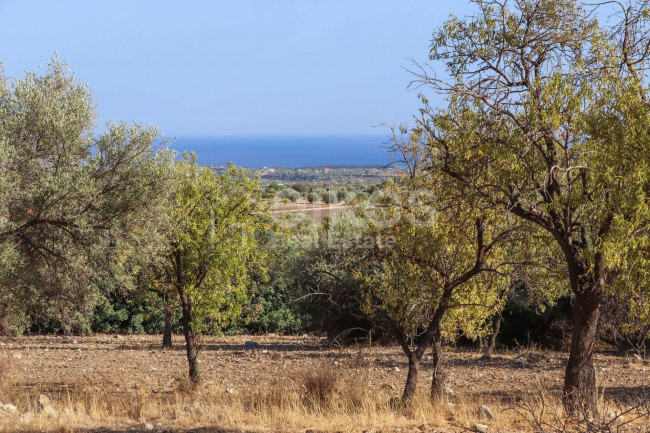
[300,366,339,408]
[307,192,320,203]
[351,192,369,204]
[291,183,309,195]
[243,283,307,334]
[280,189,300,202]
[322,190,337,204]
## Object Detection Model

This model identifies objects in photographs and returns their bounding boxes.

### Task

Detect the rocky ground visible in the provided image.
[0,334,648,432]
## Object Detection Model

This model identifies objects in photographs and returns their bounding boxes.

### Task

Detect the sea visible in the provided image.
[169,135,391,168]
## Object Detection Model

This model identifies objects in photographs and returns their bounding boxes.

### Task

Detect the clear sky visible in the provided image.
[0,1,474,138]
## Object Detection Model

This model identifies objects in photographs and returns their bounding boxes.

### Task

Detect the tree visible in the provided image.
[354,174,519,402]
[307,192,320,203]
[322,190,337,204]
[291,183,309,196]
[0,58,173,333]
[410,0,650,410]
[157,156,269,382]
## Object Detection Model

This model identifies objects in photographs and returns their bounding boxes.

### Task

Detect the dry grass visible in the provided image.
[0,373,646,433]
[0,370,438,432]
[0,336,649,432]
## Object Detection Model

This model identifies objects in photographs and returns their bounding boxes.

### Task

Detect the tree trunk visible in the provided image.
[178,285,201,382]
[162,304,173,349]
[482,313,502,359]
[402,354,420,402]
[563,286,601,412]
[430,337,446,402]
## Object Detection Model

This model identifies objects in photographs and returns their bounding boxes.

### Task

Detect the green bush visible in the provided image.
[291,183,309,195]
[263,182,283,198]
[90,290,182,335]
[322,190,337,204]
[307,192,320,203]
[350,192,368,204]
[281,189,301,202]
[244,283,307,334]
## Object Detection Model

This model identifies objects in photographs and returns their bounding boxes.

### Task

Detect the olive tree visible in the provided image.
[0,58,173,332]
[410,0,650,410]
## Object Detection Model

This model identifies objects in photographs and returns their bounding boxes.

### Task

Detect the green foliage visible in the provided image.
[307,192,320,203]
[159,156,270,333]
[354,178,511,342]
[264,182,283,199]
[291,183,309,195]
[415,0,650,304]
[0,58,173,334]
[408,0,650,404]
[90,289,182,335]
[245,283,306,334]
[280,189,301,202]
[348,192,368,205]
[322,190,337,204]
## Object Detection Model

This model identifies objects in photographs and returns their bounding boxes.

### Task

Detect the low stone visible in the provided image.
[479,405,494,419]
[143,422,154,431]
[2,404,18,413]
[393,366,400,372]
[36,395,55,414]
[444,386,454,394]
[513,356,527,365]
[12,353,21,360]
[0,403,18,416]
[226,387,236,394]
[474,423,489,433]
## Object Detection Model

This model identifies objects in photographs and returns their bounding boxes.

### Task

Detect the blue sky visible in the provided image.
[0,1,474,138]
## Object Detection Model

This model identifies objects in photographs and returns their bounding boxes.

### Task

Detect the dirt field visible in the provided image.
[270,201,352,223]
[0,334,648,432]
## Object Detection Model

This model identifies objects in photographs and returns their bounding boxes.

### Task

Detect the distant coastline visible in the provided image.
[168,135,391,168]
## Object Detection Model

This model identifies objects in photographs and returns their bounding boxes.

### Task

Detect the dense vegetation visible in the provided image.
[3,0,650,416]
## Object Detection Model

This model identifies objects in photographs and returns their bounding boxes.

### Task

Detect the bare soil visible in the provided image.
[270,200,351,222]
[1,334,648,432]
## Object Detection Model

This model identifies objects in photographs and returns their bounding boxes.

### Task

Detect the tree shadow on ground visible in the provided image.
[604,385,650,406]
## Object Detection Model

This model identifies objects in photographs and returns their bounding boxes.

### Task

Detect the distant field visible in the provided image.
[270,200,353,222]
[0,334,648,432]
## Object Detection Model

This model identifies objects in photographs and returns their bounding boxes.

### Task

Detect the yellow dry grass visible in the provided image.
[0,336,648,432]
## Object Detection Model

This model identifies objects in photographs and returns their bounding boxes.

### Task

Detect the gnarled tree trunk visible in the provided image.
[403,353,421,401]
[482,313,502,359]
[563,285,602,412]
